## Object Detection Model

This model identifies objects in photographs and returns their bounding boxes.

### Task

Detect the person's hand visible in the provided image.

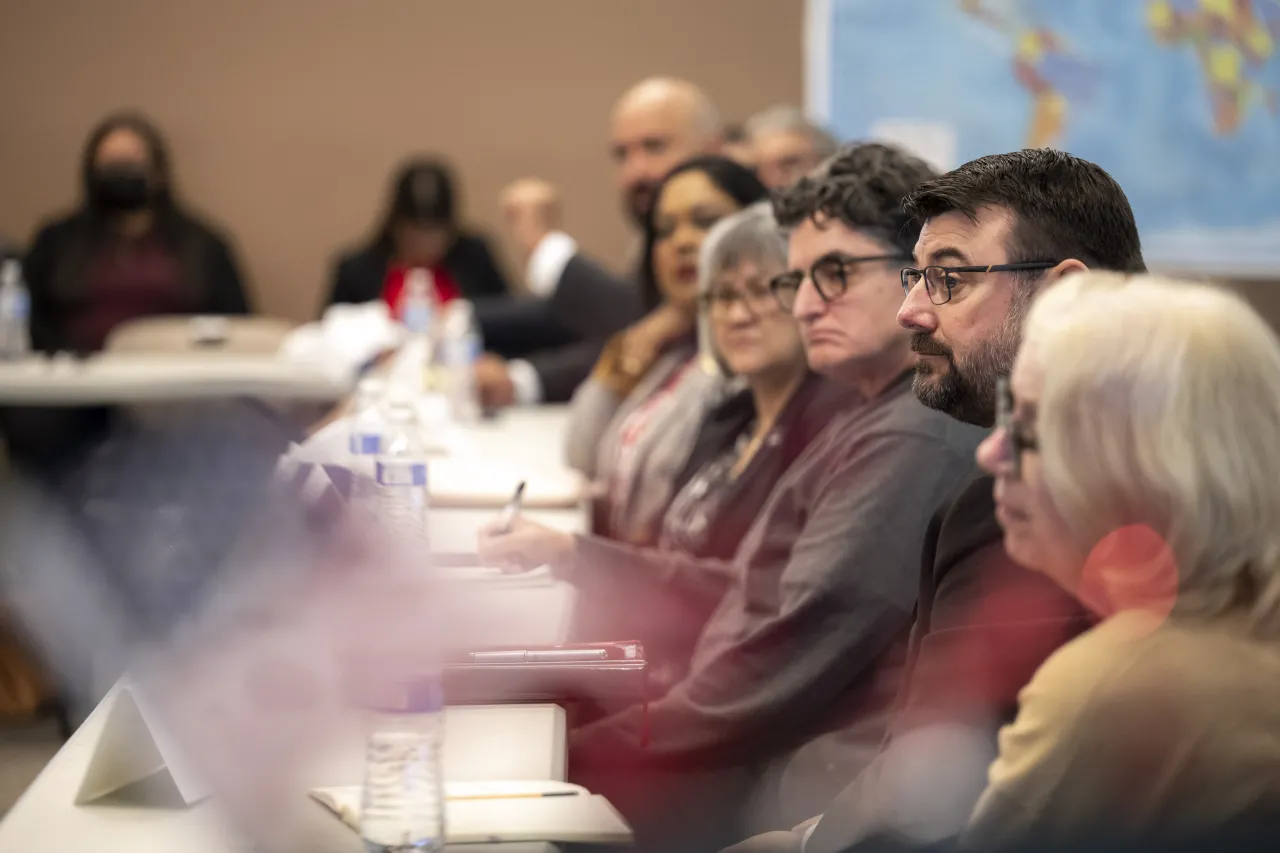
[477,516,575,573]
[720,830,805,853]
[474,353,516,410]
[500,178,562,259]
[619,303,696,375]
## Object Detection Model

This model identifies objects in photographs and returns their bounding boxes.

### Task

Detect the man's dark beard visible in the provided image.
[910,332,1000,427]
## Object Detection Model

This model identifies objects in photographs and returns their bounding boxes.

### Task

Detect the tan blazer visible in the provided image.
[965,609,1280,847]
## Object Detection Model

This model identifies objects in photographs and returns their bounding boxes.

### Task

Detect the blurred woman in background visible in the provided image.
[326,157,509,317]
[967,273,1280,848]
[22,111,250,355]
[564,156,768,546]
[483,202,850,687]
[5,112,251,476]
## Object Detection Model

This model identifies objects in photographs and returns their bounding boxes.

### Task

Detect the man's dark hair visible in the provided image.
[903,148,1146,273]
[772,141,938,257]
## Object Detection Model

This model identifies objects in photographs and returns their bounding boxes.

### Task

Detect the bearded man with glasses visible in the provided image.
[738,149,1149,853]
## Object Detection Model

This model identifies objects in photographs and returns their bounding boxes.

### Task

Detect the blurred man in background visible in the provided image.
[744,105,839,191]
[474,76,724,407]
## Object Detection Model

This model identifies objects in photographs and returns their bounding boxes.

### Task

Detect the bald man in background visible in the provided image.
[474,77,723,407]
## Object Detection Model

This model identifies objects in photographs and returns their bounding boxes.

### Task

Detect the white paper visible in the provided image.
[309,780,632,845]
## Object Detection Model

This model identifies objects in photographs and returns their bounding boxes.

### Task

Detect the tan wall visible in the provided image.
[0,0,803,321]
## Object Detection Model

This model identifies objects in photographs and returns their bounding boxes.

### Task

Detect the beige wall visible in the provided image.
[0,0,803,320]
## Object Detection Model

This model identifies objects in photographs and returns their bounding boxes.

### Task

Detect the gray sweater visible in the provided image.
[564,345,727,544]
[570,373,984,809]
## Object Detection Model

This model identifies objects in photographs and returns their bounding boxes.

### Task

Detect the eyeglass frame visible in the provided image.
[698,279,781,317]
[996,375,1039,479]
[769,251,910,312]
[900,261,1060,305]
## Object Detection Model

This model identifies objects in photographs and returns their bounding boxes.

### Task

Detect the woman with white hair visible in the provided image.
[967,272,1280,847]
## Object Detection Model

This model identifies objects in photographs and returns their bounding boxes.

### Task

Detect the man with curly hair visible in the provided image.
[565,143,984,850]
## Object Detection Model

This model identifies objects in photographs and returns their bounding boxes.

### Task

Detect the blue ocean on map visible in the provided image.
[820,0,1280,273]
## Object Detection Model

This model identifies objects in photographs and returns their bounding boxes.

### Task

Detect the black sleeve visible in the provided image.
[451,234,511,298]
[21,223,64,353]
[549,254,644,339]
[202,232,251,315]
[524,338,608,403]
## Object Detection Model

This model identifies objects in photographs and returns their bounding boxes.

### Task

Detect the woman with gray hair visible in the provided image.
[967,272,1280,847]
[482,201,850,683]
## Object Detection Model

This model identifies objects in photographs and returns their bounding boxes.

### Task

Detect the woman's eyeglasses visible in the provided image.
[770,252,908,312]
[996,375,1039,479]
[699,281,778,316]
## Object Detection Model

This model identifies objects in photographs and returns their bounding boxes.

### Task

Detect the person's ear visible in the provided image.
[1047,258,1088,282]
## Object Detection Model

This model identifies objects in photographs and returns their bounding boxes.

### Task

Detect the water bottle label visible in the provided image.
[376,461,428,487]
[349,433,382,455]
[403,306,431,334]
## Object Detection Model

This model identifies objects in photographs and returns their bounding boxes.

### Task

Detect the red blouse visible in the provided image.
[381,265,461,319]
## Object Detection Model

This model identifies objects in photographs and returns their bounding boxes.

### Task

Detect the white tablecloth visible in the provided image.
[0,353,351,405]
[0,684,565,853]
[0,405,590,853]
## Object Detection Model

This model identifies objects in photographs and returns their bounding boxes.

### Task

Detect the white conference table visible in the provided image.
[426,405,585,553]
[0,686,566,853]
[0,404,593,852]
[0,352,352,405]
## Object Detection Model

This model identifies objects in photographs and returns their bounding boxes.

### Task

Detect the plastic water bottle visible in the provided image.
[439,301,481,423]
[348,377,389,519]
[388,269,436,398]
[0,259,31,360]
[359,677,446,853]
[374,395,429,548]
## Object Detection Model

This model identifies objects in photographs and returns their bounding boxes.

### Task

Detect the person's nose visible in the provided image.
[897,279,938,333]
[723,295,757,327]
[791,273,825,324]
[976,427,1014,478]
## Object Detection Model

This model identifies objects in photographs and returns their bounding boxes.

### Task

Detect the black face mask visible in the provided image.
[89,165,152,212]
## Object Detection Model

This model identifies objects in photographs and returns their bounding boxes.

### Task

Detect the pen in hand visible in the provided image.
[494,481,526,534]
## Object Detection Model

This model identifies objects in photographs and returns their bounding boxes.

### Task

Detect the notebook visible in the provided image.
[309,780,632,845]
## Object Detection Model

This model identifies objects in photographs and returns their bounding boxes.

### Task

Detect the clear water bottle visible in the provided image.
[359,677,446,853]
[439,301,481,423]
[389,269,436,398]
[348,377,389,519]
[0,259,31,360]
[374,395,429,548]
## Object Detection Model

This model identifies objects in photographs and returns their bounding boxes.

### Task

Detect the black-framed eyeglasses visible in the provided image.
[770,252,908,312]
[699,280,779,316]
[996,375,1039,479]
[900,261,1059,305]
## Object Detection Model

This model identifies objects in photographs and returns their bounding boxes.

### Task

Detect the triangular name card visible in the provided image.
[75,684,209,807]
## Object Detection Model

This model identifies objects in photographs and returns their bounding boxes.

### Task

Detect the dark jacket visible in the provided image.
[804,474,1092,853]
[2,208,249,475]
[21,210,250,355]
[568,375,985,848]
[473,252,646,404]
[324,232,510,312]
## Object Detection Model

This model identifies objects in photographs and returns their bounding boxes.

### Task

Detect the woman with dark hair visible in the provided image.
[564,155,768,545]
[325,158,509,317]
[22,111,251,355]
[4,112,250,476]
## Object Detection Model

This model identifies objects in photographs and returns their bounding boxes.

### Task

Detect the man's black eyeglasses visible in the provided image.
[996,375,1038,479]
[770,252,908,312]
[900,261,1059,305]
